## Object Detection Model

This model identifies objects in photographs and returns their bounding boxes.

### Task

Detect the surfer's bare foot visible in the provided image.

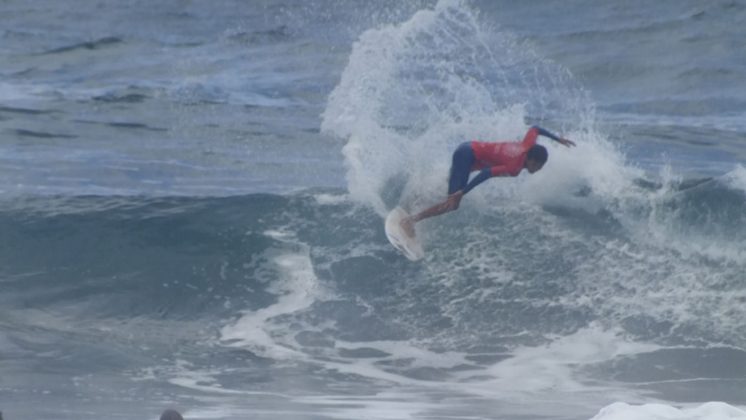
[400,217,416,238]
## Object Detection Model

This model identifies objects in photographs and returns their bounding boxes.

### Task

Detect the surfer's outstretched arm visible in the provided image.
[530,125,576,147]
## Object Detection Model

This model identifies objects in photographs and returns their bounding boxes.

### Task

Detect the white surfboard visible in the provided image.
[384,207,424,261]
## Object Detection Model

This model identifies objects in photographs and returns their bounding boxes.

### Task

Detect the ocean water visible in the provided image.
[1,1,745,419]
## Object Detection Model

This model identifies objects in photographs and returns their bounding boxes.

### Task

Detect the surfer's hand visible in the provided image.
[558,137,576,147]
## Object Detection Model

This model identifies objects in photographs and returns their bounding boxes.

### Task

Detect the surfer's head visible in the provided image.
[525,144,548,173]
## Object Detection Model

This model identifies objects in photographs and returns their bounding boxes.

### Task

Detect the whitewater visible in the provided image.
[1,1,745,419]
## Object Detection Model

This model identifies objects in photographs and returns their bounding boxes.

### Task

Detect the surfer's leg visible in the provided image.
[448,142,475,194]
[402,143,474,236]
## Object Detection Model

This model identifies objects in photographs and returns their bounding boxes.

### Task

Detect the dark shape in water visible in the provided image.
[160,409,184,420]
[43,37,123,54]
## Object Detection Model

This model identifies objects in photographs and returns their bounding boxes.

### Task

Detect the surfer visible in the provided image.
[401,126,575,237]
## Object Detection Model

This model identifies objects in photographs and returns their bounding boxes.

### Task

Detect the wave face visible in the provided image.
[2,182,745,418]
[2,179,744,346]
[2,0,746,419]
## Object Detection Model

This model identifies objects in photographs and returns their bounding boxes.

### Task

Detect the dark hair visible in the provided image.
[526,144,548,165]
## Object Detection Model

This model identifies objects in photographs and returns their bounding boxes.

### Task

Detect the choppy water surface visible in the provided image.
[1,1,745,419]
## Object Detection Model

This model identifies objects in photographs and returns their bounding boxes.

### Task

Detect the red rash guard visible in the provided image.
[470,127,540,176]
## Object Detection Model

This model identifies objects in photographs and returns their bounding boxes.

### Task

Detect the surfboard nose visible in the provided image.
[384,207,425,261]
